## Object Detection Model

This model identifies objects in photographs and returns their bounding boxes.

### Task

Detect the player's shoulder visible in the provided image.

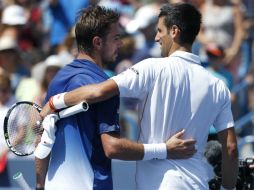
[212,77,231,99]
[134,57,168,71]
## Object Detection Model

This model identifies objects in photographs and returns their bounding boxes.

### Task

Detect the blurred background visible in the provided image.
[0,0,254,189]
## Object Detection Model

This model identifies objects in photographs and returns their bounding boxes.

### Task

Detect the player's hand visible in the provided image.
[165,129,197,159]
[40,102,54,118]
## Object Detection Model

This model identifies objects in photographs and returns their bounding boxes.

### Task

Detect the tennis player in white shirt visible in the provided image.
[42,3,238,190]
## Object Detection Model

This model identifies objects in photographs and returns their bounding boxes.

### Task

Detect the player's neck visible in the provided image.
[168,44,192,56]
[77,53,103,68]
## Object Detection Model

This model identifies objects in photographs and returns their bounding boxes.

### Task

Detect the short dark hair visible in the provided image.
[75,5,120,53]
[159,3,201,45]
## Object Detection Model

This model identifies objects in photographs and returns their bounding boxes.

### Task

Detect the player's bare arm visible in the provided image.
[66,79,119,106]
[217,127,238,189]
[101,129,196,161]
[40,79,118,117]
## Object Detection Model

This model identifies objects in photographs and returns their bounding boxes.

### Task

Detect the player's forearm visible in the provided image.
[65,84,103,105]
[221,145,238,188]
[101,133,169,161]
[218,128,238,189]
[64,79,119,106]
[102,134,144,160]
[35,156,50,188]
[101,131,197,161]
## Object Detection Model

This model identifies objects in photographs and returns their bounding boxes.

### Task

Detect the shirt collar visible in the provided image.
[169,51,201,65]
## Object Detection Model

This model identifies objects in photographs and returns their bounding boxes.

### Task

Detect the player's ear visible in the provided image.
[170,25,181,37]
[93,36,103,50]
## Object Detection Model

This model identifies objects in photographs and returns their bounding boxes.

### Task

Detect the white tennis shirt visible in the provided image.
[111,51,234,190]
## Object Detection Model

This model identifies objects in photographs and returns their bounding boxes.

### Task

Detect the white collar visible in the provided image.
[169,51,201,65]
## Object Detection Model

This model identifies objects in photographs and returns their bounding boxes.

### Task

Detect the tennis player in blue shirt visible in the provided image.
[36,5,197,190]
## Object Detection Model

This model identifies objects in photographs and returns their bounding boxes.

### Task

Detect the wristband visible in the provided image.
[220,186,236,190]
[52,92,67,110]
[49,97,56,111]
[143,143,167,160]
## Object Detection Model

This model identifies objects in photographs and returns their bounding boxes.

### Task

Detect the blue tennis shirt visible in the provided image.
[44,59,120,190]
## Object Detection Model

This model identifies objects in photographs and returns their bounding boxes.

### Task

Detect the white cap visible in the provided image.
[0,36,17,51]
[45,55,63,68]
[126,5,159,33]
[34,142,53,159]
[1,5,27,25]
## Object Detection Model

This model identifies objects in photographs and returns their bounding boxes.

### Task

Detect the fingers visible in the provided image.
[40,102,53,118]
[166,139,197,159]
[172,129,185,138]
[182,139,196,145]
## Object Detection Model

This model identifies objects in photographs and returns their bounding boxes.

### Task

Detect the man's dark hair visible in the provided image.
[75,5,120,54]
[158,3,201,45]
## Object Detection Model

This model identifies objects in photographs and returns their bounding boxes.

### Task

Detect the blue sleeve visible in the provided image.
[68,75,120,135]
[95,96,120,134]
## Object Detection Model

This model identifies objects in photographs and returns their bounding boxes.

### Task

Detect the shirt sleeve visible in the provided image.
[213,81,234,132]
[95,96,120,134]
[68,75,120,135]
[111,58,155,99]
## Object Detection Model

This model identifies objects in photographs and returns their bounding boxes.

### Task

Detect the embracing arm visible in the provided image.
[217,127,238,189]
[40,79,118,117]
[65,79,118,105]
[101,130,196,160]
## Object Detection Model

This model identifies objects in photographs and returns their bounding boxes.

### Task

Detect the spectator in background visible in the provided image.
[115,32,136,74]
[169,0,204,8]
[16,0,46,67]
[240,60,254,115]
[15,54,63,104]
[0,71,16,187]
[55,26,75,65]
[0,71,16,107]
[47,0,89,53]
[0,35,27,92]
[240,0,254,80]
[33,55,63,106]
[205,43,234,90]
[197,0,244,83]
[0,4,28,41]
[125,1,163,63]
[0,4,31,76]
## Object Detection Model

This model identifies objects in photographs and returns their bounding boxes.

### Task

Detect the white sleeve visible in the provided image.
[111,59,155,99]
[213,81,234,132]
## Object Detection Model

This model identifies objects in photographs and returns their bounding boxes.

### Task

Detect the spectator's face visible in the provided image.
[0,50,19,73]
[101,23,122,65]
[0,79,11,106]
[155,17,173,57]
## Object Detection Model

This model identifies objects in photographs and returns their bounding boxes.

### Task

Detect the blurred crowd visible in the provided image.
[0,0,254,186]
